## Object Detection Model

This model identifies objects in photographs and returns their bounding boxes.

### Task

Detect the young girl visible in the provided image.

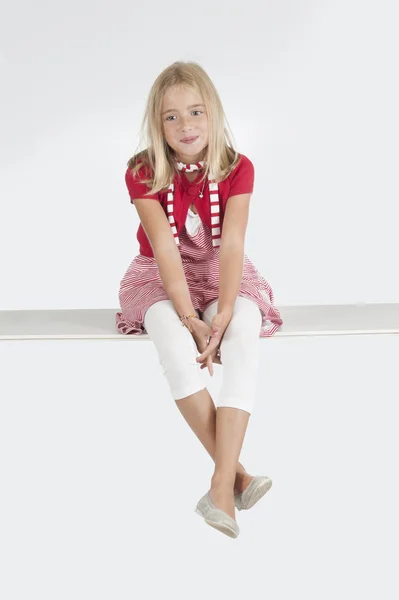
[116,61,283,538]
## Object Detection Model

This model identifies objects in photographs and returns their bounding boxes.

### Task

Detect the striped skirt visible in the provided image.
[115,219,283,337]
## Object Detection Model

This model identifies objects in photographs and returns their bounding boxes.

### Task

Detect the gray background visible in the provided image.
[1,1,398,598]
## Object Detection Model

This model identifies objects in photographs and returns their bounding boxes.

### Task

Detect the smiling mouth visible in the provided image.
[181,136,199,143]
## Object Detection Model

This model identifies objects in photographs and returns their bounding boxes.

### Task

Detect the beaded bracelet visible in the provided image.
[180,313,199,333]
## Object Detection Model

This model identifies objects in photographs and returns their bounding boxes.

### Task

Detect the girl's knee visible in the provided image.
[162,357,204,401]
[219,297,262,337]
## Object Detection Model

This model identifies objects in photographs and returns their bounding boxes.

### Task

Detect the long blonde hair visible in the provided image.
[127,61,240,196]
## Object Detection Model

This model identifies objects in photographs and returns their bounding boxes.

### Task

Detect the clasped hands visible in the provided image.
[189,311,232,377]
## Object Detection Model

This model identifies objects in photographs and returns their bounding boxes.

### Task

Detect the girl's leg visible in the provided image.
[144,299,204,400]
[143,300,251,492]
[172,387,253,494]
[201,296,262,519]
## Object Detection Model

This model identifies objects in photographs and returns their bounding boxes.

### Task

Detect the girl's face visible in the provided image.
[161,85,209,165]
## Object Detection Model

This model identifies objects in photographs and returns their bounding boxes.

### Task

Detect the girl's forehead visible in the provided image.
[163,85,202,103]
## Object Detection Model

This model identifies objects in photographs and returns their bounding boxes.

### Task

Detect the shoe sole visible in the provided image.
[237,478,273,511]
[195,507,239,539]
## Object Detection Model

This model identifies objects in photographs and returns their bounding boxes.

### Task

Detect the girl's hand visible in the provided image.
[195,312,232,366]
[189,318,218,376]
[199,344,222,371]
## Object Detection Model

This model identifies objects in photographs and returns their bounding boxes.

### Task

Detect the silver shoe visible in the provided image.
[234,476,272,511]
[195,491,240,539]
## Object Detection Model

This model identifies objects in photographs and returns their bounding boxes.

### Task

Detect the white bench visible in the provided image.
[1,303,398,340]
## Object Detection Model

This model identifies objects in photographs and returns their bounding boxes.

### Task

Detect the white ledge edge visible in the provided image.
[0,303,398,341]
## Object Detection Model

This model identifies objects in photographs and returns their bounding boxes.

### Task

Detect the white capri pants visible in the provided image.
[143,295,262,414]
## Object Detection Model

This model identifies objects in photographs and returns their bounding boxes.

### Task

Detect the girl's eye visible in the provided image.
[165,110,203,121]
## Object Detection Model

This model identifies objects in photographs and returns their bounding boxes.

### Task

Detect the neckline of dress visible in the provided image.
[179,169,204,186]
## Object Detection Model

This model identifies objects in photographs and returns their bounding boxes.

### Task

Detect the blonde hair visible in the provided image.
[127,61,240,196]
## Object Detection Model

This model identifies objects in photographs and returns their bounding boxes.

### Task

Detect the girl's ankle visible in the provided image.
[211,472,235,489]
[234,472,252,493]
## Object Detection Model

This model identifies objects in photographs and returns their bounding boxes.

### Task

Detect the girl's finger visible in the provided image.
[207,355,213,377]
[201,356,220,369]
[197,343,217,362]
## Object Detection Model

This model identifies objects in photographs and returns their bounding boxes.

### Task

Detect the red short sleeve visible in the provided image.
[228,154,255,197]
[125,165,159,203]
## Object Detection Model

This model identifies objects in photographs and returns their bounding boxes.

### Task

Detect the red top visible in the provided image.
[125,153,255,258]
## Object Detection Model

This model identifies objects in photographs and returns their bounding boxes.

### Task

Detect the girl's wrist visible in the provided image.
[180,313,200,333]
[218,307,233,320]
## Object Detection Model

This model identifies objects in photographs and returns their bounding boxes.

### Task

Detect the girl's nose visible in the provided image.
[180,116,192,129]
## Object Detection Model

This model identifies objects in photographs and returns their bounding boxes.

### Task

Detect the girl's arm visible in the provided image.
[217,193,251,315]
[133,198,197,320]
[218,244,244,316]
[156,248,197,319]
